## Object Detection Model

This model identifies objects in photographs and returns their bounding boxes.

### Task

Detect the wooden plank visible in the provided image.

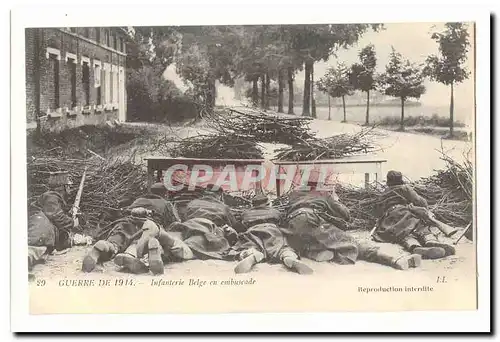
[274,157,387,166]
[144,156,265,164]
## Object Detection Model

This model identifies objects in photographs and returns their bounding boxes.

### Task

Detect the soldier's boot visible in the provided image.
[419,234,456,257]
[82,240,116,272]
[148,238,165,275]
[281,248,313,275]
[234,249,265,274]
[373,249,422,270]
[114,244,148,275]
[136,219,161,258]
[28,246,47,271]
[401,235,446,260]
[114,254,148,274]
[158,231,194,260]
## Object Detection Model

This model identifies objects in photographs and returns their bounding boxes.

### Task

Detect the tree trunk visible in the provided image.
[260,74,266,110]
[365,90,370,125]
[342,95,347,122]
[206,78,216,109]
[287,67,294,114]
[328,95,331,120]
[252,77,258,106]
[400,97,405,131]
[311,63,316,118]
[303,62,311,116]
[278,70,284,113]
[265,72,270,110]
[449,82,454,137]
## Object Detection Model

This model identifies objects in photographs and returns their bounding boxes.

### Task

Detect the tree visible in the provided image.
[234,26,286,111]
[317,63,354,122]
[174,26,243,111]
[378,48,426,131]
[424,22,471,137]
[285,24,383,117]
[349,44,378,125]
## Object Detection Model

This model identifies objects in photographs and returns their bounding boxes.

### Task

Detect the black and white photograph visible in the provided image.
[9,6,489,325]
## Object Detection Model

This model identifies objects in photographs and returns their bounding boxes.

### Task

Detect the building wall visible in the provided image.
[25,27,128,132]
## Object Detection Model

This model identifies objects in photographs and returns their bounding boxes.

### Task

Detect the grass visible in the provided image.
[376,113,466,128]
[26,123,157,159]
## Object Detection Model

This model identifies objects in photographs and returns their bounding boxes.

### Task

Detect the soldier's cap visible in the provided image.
[386,170,404,186]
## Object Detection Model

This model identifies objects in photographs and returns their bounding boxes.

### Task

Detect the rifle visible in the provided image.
[426,212,460,237]
[408,204,459,237]
[72,167,87,228]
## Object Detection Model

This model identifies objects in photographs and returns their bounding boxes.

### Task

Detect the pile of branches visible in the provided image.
[274,127,385,161]
[209,107,316,145]
[170,133,264,159]
[27,156,148,236]
[414,149,473,227]
[171,107,382,161]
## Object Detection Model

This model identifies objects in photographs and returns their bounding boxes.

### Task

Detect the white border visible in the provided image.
[10,4,491,334]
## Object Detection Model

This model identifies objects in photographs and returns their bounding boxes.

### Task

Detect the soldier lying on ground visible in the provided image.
[282,184,422,270]
[226,195,313,275]
[141,185,240,274]
[28,172,77,273]
[371,170,457,259]
[81,183,188,273]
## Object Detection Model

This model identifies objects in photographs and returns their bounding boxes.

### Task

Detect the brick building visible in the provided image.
[25,27,129,131]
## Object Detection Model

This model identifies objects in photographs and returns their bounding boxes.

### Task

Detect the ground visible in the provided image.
[29,229,474,282]
[29,111,475,281]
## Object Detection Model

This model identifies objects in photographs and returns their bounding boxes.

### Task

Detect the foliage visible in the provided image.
[376,114,466,128]
[127,66,197,123]
[349,44,378,92]
[317,63,354,99]
[423,23,471,85]
[378,48,426,101]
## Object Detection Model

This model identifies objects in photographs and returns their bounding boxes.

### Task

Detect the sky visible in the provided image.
[309,22,475,109]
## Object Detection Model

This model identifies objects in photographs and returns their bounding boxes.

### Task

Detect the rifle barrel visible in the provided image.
[73,167,88,226]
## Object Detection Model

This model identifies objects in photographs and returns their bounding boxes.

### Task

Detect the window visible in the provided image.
[94,63,102,105]
[102,68,107,104]
[82,61,90,106]
[110,69,113,105]
[115,68,120,104]
[84,28,90,38]
[49,53,60,109]
[113,33,117,50]
[68,57,77,108]
[119,38,123,52]
[70,27,77,33]
[96,28,101,43]
[105,30,110,46]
